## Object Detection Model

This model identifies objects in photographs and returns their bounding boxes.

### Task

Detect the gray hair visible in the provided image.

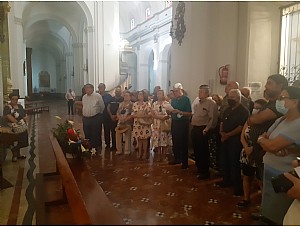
[229,89,241,101]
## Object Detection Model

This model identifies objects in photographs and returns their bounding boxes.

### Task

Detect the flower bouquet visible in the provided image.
[52,117,95,158]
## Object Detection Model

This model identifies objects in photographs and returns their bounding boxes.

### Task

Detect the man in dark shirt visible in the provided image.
[98,83,113,149]
[107,86,124,150]
[218,89,249,196]
[169,83,192,169]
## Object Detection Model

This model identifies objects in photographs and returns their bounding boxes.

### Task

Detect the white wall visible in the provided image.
[170,2,239,101]
[170,1,284,102]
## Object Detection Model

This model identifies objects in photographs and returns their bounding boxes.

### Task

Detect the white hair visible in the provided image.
[173,83,183,90]
[229,89,241,101]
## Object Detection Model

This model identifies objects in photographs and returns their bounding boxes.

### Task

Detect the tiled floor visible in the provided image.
[1,100,262,225]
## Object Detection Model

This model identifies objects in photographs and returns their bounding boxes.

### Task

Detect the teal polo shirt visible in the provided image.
[171,96,192,121]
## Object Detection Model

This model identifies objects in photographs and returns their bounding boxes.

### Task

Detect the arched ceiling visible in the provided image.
[22,1,87,63]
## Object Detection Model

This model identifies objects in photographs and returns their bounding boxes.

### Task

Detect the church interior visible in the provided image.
[1,1,300,225]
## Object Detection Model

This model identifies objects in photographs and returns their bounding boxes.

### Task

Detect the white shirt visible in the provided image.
[65,91,75,100]
[82,93,105,117]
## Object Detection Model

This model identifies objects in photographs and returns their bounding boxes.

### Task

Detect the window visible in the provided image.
[145,8,151,20]
[279,3,300,84]
[130,18,135,30]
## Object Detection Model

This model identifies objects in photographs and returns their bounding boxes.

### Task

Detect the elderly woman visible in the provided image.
[3,93,29,162]
[151,90,173,161]
[132,90,152,160]
[258,86,300,225]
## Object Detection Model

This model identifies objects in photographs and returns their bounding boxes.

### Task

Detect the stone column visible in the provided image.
[72,42,84,95]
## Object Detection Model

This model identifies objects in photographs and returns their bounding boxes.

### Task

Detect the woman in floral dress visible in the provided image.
[132,91,152,160]
[151,90,173,161]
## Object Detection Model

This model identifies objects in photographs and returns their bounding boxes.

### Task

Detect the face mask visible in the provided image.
[252,109,259,115]
[276,100,288,115]
[227,99,236,108]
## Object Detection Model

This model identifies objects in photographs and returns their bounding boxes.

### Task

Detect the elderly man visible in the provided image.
[218,89,249,196]
[240,86,254,114]
[219,81,250,119]
[169,83,192,169]
[82,83,105,152]
[191,85,218,179]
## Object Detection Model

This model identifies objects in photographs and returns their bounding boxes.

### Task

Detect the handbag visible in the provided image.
[137,109,153,125]
[160,119,171,132]
[138,117,153,126]
[9,119,28,134]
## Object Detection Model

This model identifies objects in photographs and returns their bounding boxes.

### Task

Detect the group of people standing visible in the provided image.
[79,75,300,225]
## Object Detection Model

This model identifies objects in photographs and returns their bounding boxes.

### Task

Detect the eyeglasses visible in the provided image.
[278,96,293,101]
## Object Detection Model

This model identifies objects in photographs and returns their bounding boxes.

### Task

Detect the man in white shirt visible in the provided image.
[82,84,105,152]
[65,89,76,115]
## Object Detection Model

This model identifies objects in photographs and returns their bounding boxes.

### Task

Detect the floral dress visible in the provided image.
[132,101,152,140]
[151,101,172,148]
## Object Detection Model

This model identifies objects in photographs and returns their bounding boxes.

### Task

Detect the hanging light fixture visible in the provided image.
[170,1,186,46]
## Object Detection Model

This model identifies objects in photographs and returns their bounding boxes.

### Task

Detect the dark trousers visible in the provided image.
[220,136,243,193]
[171,120,190,167]
[67,99,74,115]
[191,125,210,175]
[101,114,111,147]
[110,120,118,148]
[83,113,102,150]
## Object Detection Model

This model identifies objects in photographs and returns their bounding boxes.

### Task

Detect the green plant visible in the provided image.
[52,120,74,153]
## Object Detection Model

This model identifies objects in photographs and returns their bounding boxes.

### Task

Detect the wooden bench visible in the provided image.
[25,100,49,114]
[35,133,123,225]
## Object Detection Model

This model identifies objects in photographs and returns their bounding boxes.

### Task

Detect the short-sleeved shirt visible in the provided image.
[222,104,249,137]
[171,95,192,121]
[3,104,26,124]
[191,98,218,129]
[82,93,105,117]
[101,92,113,117]
[117,101,133,126]
[109,96,124,115]
[249,100,283,163]
[263,117,300,170]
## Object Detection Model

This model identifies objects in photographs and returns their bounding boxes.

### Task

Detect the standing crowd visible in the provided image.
[78,74,300,225]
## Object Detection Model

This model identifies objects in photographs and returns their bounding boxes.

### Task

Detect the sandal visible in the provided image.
[237,200,250,208]
[17,155,26,159]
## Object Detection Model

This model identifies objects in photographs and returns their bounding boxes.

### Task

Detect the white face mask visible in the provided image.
[276,100,288,115]
[252,109,259,115]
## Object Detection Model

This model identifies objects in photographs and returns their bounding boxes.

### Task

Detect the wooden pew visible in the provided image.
[25,100,49,114]
[35,133,123,225]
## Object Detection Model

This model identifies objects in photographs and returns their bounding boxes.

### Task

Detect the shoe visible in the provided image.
[237,200,250,208]
[181,165,189,169]
[197,174,210,180]
[17,155,26,159]
[12,156,17,162]
[168,160,181,165]
[115,151,122,155]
